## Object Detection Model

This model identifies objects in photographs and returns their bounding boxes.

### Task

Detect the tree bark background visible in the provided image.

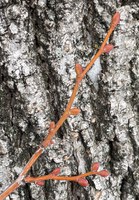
[0,0,139,199]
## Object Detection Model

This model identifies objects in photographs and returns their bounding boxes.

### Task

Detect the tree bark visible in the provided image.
[0,0,139,199]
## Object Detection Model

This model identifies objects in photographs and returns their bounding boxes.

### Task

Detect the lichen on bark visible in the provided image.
[0,0,139,200]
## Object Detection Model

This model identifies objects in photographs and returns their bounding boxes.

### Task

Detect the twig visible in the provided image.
[25,163,109,187]
[0,12,120,200]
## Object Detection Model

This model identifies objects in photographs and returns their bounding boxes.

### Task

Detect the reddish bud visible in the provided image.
[77,178,89,187]
[103,44,114,53]
[91,162,100,172]
[50,121,55,130]
[111,12,120,29]
[51,168,61,176]
[98,170,109,177]
[75,64,83,75]
[35,180,45,186]
[70,108,80,115]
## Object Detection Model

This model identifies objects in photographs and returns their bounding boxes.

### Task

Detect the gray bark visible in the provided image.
[0,0,139,199]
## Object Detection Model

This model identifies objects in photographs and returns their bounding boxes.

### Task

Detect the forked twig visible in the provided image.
[0,12,120,200]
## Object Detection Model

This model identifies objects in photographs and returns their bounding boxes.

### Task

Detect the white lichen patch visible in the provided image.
[0,140,8,155]
[87,57,102,90]
[38,0,46,7]
[9,23,18,34]
[73,139,86,173]
[13,166,22,175]
[0,156,11,193]
[111,6,138,65]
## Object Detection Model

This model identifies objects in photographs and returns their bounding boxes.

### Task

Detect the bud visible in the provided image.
[51,168,61,176]
[35,180,45,186]
[98,170,109,177]
[91,162,100,172]
[70,108,80,115]
[75,64,83,75]
[77,178,89,187]
[111,12,120,29]
[103,44,114,53]
[41,139,54,148]
[50,121,55,130]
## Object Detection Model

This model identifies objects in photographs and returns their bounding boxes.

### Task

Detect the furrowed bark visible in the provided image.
[0,1,139,200]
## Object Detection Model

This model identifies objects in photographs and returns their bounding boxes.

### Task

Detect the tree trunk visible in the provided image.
[0,0,139,199]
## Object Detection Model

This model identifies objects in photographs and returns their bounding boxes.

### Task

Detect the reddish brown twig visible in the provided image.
[0,12,120,200]
[25,163,109,187]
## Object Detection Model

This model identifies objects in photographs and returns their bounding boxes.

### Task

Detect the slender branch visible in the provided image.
[24,163,109,187]
[0,182,19,200]
[0,12,120,200]
[25,171,99,182]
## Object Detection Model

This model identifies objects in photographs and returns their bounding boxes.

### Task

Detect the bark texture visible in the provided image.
[0,0,139,199]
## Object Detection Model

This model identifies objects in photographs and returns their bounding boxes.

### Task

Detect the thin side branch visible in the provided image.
[25,162,109,187]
